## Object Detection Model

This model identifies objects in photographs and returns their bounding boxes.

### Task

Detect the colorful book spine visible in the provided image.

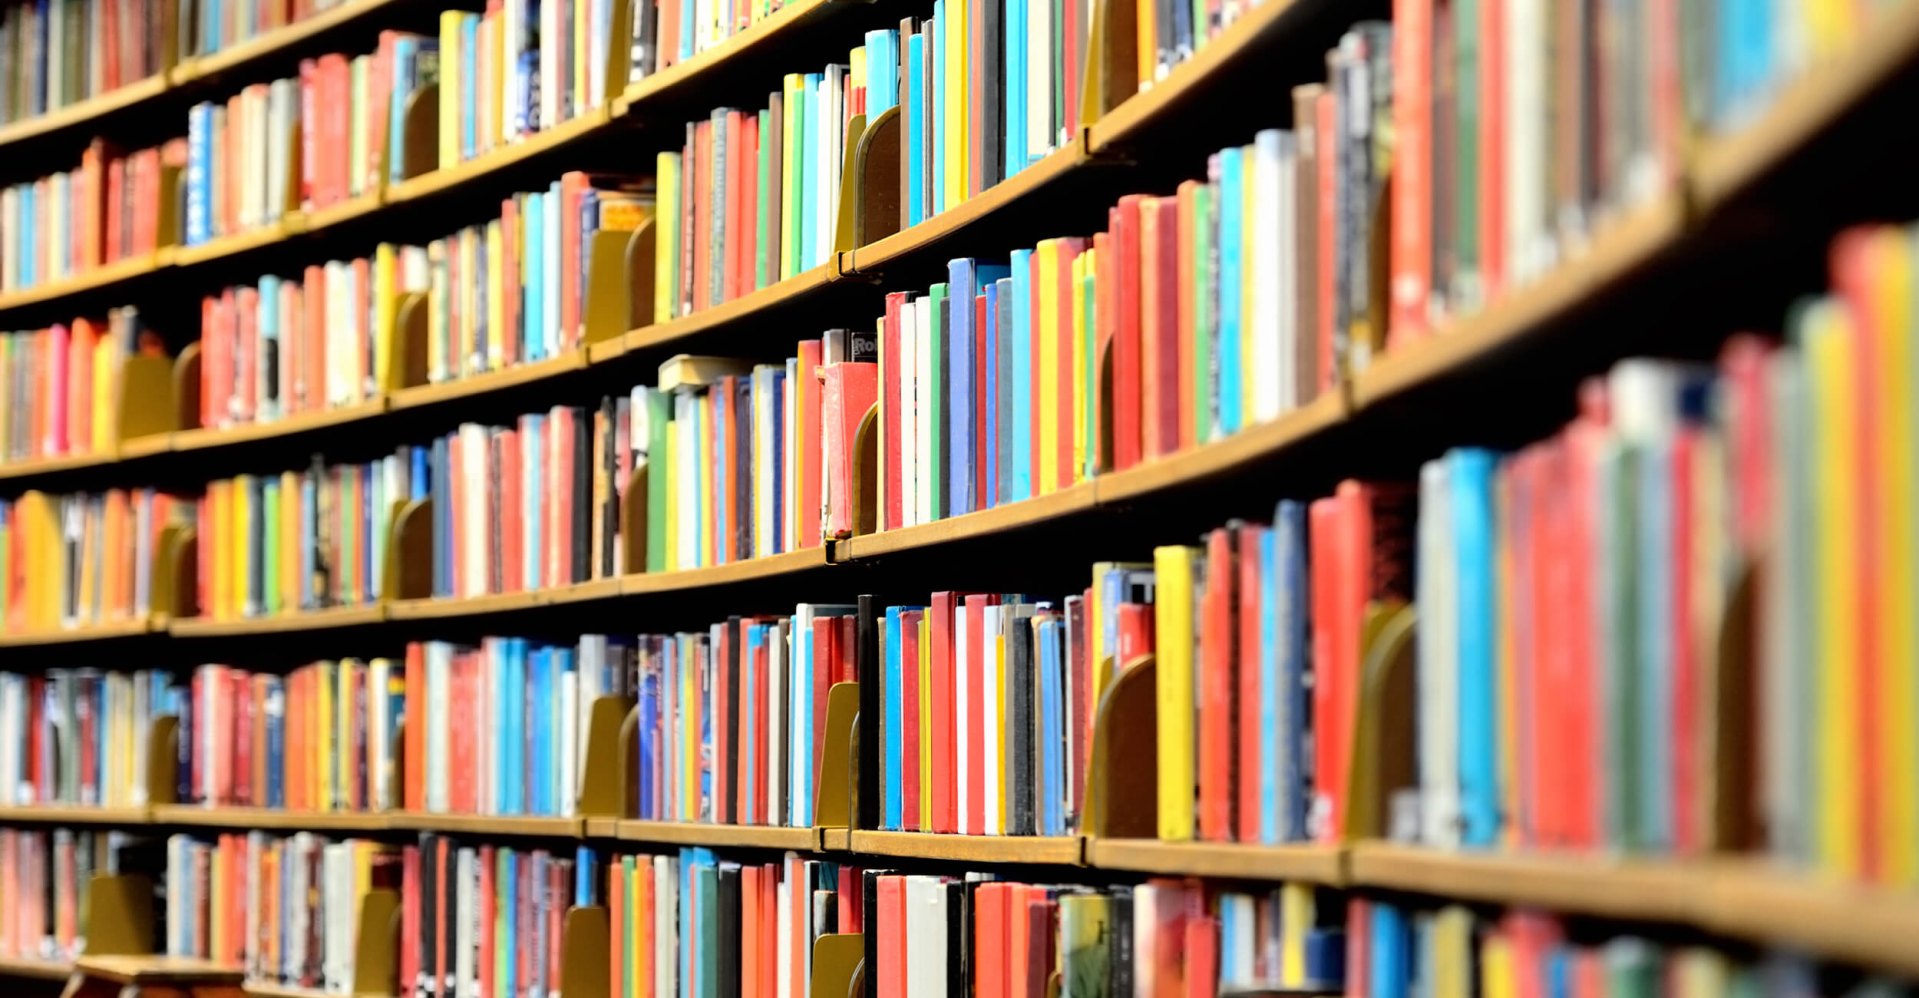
[0,827,150,962]
[0,307,152,465]
[433,0,624,174]
[399,835,587,998]
[0,0,170,128]
[0,137,182,292]
[0,669,184,807]
[0,485,185,631]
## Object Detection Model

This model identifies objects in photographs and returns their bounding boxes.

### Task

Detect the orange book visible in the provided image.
[974,882,1009,997]
[1175,180,1200,451]
[876,876,907,998]
[742,866,761,997]
[724,111,746,303]
[1390,0,1432,346]
[1139,197,1180,460]
[1197,527,1235,841]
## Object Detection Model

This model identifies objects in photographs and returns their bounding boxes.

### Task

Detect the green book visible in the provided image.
[1191,182,1214,444]
[1060,893,1111,998]
[695,864,719,998]
[1600,440,1638,851]
[756,106,775,290]
[263,478,280,615]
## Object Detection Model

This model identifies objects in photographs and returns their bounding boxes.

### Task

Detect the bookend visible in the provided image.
[116,353,178,446]
[172,343,203,432]
[831,112,869,255]
[351,887,402,996]
[157,161,184,250]
[150,523,199,624]
[82,873,157,956]
[380,291,431,393]
[144,715,180,806]
[381,498,435,602]
[1078,0,1140,132]
[399,84,441,182]
[847,401,881,537]
[577,694,639,818]
[1083,654,1158,838]
[559,906,611,998]
[619,464,648,575]
[841,105,901,254]
[583,221,656,346]
[814,682,861,829]
[1343,601,1416,841]
[1710,557,1759,851]
[809,934,863,998]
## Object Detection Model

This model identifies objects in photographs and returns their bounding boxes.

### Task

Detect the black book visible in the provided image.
[980,0,1003,190]
[570,406,593,583]
[438,837,457,998]
[723,616,743,824]
[1007,605,1036,835]
[599,395,621,578]
[861,869,883,984]
[1109,885,1134,996]
[717,866,742,998]
[945,880,969,994]
[856,596,881,831]
[415,835,435,998]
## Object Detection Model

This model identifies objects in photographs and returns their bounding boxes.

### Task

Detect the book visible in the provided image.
[0,0,168,129]
[1,137,181,294]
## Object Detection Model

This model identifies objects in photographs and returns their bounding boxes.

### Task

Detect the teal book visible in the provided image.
[1449,447,1500,846]
[1216,146,1244,437]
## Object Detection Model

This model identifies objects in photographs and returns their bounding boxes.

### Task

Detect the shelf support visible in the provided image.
[578,695,639,819]
[809,934,863,998]
[1084,654,1158,838]
[1343,601,1415,842]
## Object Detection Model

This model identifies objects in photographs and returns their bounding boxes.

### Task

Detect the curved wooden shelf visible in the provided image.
[385,812,584,837]
[0,956,74,981]
[621,546,832,594]
[0,617,155,647]
[172,0,412,86]
[1087,838,1344,884]
[614,0,856,112]
[615,820,817,850]
[169,399,389,454]
[847,830,1083,865]
[1094,391,1345,505]
[0,251,166,314]
[1705,860,1919,978]
[837,480,1099,561]
[0,75,168,150]
[295,190,387,235]
[387,352,587,411]
[622,261,840,354]
[175,222,299,269]
[0,804,150,825]
[844,140,1092,276]
[390,110,612,204]
[169,604,385,637]
[386,590,549,621]
[0,449,119,482]
[150,805,393,831]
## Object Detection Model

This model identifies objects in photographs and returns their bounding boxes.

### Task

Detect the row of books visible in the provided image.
[0,308,157,465]
[0,137,180,294]
[0,827,146,963]
[164,832,399,994]
[178,0,355,64]
[185,661,407,812]
[291,33,440,209]
[185,80,300,245]
[196,450,421,619]
[651,33,896,322]
[0,0,170,129]
[400,835,593,998]
[0,669,184,808]
[434,0,624,172]
[0,487,191,632]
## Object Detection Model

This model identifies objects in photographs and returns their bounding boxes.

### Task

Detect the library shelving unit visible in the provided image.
[5,0,1919,989]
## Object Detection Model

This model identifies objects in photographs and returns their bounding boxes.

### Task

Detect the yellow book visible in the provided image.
[1136,0,1157,88]
[373,244,397,390]
[1675,947,1729,998]
[572,0,589,116]
[628,860,647,990]
[1807,298,1861,878]
[19,492,56,629]
[654,152,680,324]
[682,646,698,816]
[233,477,251,615]
[945,0,966,207]
[438,13,463,168]
[1871,228,1918,887]
[1432,906,1473,998]
[1478,920,1515,998]
[1278,883,1313,987]
[486,221,506,366]
[1071,248,1091,484]
[91,333,113,453]
[850,47,867,100]
[1036,239,1061,493]
[1153,544,1198,840]
[210,481,232,619]
[920,612,934,831]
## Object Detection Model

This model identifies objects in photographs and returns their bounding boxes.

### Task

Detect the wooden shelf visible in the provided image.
[613,0,850,113]
[615,820,818,850]
[0,956,73,980]
[1347,842,1705,925]
[384,812,585,837]
[172,0,411,85]
[0,804,149,825]
[0,74,168,149]
[1093,391,1346,505]
[847,830,1084,865]
[621,546,832,595]
[836,481,1099,561]
[622,261,840,355]
[0,251,165,314]
[390,110,612,204]
[0,617,154,647]
[77,955,242,984]
[843,140,1092,276]
[242,981,345,998]
[0,449,119,482]
[169,604,386,637]
[1087,838,1345,885]
[169,399,390,453]
[386,590,549,621]
[1704,860,1919,978]
[387,353,587,411]
[175,222,298,269]
[150,805,393,831]
[297,190,388,234]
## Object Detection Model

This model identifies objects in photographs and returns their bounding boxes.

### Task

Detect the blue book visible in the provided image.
[524,192,545,367]
[1277,500,1310,840]
[430,436,451,596]
[1304,927,1346,987]
[1450,448,1500,846]
[948,259,978,516]
[906,34,925,226]
[509,638,530,814]
[995,278,1015,506]
[743,623,763,816]
[1258,521,1281,842]
[865,30,900,112]
[554,646,578,813]
[793,613,814,825]
[186,104,212,246]
[574,846,597,906]
[1038,617,1064,834]
[461,16,480,157]
[883,607,905,829]
[1368,902,1410,998]
[637,659,658,820]
[1004,0,1026,175]
[1217,147,1244,437]
[409,445,430,501]
[1009,250,1034,500]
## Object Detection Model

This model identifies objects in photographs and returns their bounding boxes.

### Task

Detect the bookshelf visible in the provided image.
[1,0,1917,988]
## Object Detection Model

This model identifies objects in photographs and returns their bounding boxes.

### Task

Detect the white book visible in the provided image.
[426,642,450,811]
[1222,893,1256,987]
[956,599,972,833]
[983,606,1003,833]
[1506,0,1546,286]
[1132,882,1157,998]
[454,848,475,998]
[899,300,919,525]
[1029,0,1051,157]
[560,666,579,815]
[905,876,948,997]
[1416,459,1459,847]
[1762,354,1807,861]
[768,620,786,825]
[791,606,814,825]
[914,295,935,524]
[776,876,793,998]
[653,857,676,998]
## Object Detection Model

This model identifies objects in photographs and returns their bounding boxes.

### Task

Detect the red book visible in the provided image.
[963,594,994,835]
[1055,237,1085,490]
[813,620,837,781]
[1563,402,1605,847]
[738,117,759,303]
[837,864,862,932]
[1139,196,1180,459]
[1184,915,1220,998]
[723,111,745,302]
[1389,0,1432,347]
[1003,885,1029,998]
[1833,231,1885,876]
[715,622,735,824]
[692,120,713,313]
[404,643,424,811]
[881,292,909,530]
[928,592,958,833]
[837,614,857,683]
[752,628,771,823]
[1197,527,1234,841]
[900,609,923,830]
[502,196,522,366]
[741,866,761,993]
[1235,523,1266,843]
[478,845,496,998]
[797,339,824,547]
[399,846,419,993]
[875,877,907,998]
[1021,893,1056,997]
[1308,496,1343,842]
[1030,251,1046,488]
[1175,181,1200,450]
[974,883,1008,998]
[500,428,523,592]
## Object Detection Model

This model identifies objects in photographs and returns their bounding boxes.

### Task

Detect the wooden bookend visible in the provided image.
[1078,0,1139,131]
[157,162,183,250]
[282,116,303,219]
[558,907,610,998]
[603,0,634,107]
[619,464,648,576]
[814,682,860,828]
[584,223,655,347]
[144,715,180,806]
[1342,601,1416,842]
[848,105,901,251]
[117,354,177,444]
[350,888,402,997]
[1084,654,1158,839]
[82,873,156,955]
[1095,332,1116,476]
[400,84,441,182]
[576,695,638,818]
[381,292,431,393]
[809,934,864,998]
[616,701,641,819]
[849,402,880,537]
[150,524,199,623]
[1047,971,1063,998]
[172,343,203,433]
[831,112,870,255]
[381,498,435,602]
[1361,176,1393,369]
[1709,557,1759,852]
[386,718,406,816]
